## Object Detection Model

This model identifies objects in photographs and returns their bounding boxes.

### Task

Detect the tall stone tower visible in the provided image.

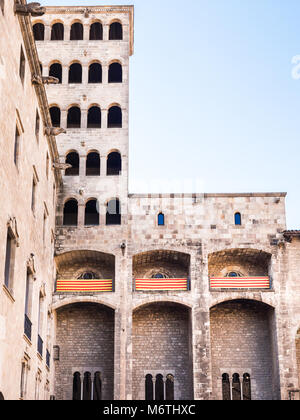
[33,5,134,400]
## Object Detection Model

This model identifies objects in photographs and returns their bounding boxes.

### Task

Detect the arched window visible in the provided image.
[85,200,99,226]
[107,152,121,176]
[63,199,78,226]
[106,199,121,226]
[72,372,81,400]
[51,23,64,40]
[67,107,81,128]
[87,106,101,128]
[39,62,43,74]
[109,22,123,40]
[222,373,231,400]
[78,272,97,280]
[65,152,79,176]
[235,212,242,226]
[90,22,103,40]
[155,374,164,401]
[50,106,61,127]
[68,63,82,83]
[243,373,251,401]
[93,372,102,400]
[83,372,92,401]
[152,273,166,279]
[70,22,83,40]
[158,213,165,226]
[232,373,241,401]
[108,106,122,128]
[165,374,174,401]
[86,152,100,176]
[88,63,102,83]
[108,62,122,83]
[33,23,45,41]
[49,63,62,83]
[145,375,153,401]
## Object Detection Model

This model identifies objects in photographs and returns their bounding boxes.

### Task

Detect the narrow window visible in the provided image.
[145,375,153,401]
[14,125,21,166]
[87,106,101,128]
[63,199,78,226]
[35,111,40,141]
[24,271,33,340]
[85,200,99,226]
[83,372,92,400]
[155,374,164,401]
[37,292,44,357]
[107,152,121,176]
[19,46,25,84]
[31,177,37,214]
[88,63,102,83]
[108,106,122,128]
[46,153,49,179]
[109,22,123,40]
[65,152,79,176]
[165,374,174,401]
[235,212,242,226]
[51,23,64,41]
[232,373,241,401]
[222,373,231,400]
[158,213,165,226]
[50,106,61,127]
[0,0,4,15]
[93,372,102,400]
[43,211,47,243]
[73,372,81,400]
[106,199,121,226]
[108,63,122,83]
[86,152,100,176]
[90,22,103,40]
[70,22,83,40]
[20,362,27,399]
[49,63,62,83]
[4,229,15,290]
[243,373,251,401]
[33,23,45,41]
[67,107,81,128]
[68,63,82,84]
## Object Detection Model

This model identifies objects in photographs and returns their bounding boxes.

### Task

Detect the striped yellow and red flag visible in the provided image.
[56,279,113,292]
[210,277,270,289]
[135,278,188,291]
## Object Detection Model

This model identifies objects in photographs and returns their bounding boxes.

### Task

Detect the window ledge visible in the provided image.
[2,284,15,303]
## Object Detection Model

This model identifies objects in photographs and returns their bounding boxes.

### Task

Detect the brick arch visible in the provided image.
[132,298,193,312]
[52,297,117,312]
[209,295,276,311]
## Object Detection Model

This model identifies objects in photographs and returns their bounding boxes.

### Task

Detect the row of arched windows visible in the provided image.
[145,374,174,401]
[63,198,121,226]
[50,105,122,129]
[47,61,122,84]
[33,21,123,41]
[222,373,251,401]
[65,151,122,177]
[73,371,102,400]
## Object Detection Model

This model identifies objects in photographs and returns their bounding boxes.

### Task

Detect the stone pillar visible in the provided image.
[103,24,109,41]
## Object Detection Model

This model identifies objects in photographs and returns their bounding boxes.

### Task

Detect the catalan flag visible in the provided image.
[56,279,113,292]
[135,278,188,291]
[210,277,270,289]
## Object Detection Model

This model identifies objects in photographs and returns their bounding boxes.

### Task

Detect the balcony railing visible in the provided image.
[56,279,114,293]
[210,277,270,290]
[134,278,190,292]
[24,314,32,341]
[37,335,43,357]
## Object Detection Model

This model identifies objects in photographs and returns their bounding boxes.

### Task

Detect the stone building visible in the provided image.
[0,1,300,400]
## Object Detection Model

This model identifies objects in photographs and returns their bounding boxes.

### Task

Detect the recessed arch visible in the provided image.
[70,21,83,40]
[68,62,82,84]
[106,198,121,225]
[49,62,62,83]
[88,62,102,83]
[108,62,122,83]
[51,22,64,40]
[109,21,123,40]
[65,151,79,176]
[49,106,61,127]
[107,151,121,176]
[86,150,100,176]
[85,198,100,226]
[63,199,78,226]
[87,106,101,128]
[90,21,103,40]
[33,22,45,41]
[107,105,122,128]
[67,106,81,128]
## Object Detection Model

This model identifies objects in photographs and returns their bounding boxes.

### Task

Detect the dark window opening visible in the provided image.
[106,199,121,225]
[108,106,122,128]
[31,178,37,213]
[35,111,40,140]
[39,62,43,74]
[83,372,92,401]
[14,125,20,165]
[65,152,79,176]
[243,373,251,401]
[0,0,4,15]
[107,152,122,176]
[72,372,81,400]
[4,230,13,289]
[86,152,100,176]
[63,199,78,226]
[222,374,231,401]
[51,23,64,41]
[49,63,62,83]
[108,63,122,83]
[88,63,102,83]
[165,375,174,401]
[33,23,45,41]
[68,63,82,83]
[0,392,4,400]
[235,212,242,226]
[85,200,99,226]
[70,23,83,40]
[152,273,166,279]
[158,213,165,226]
[93,372,102,400]
[155,374,164,401]
[20,47,25,84]
[145,375,153,401]
[87,107,101,128]
[50,107,61,127]
[78,272,97,280]
[90,22,103,40]
[232,373,241,401]
[109,22,123,40]
[67,107,81,128]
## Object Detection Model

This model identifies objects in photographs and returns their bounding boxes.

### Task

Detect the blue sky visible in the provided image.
[41,0,300,228]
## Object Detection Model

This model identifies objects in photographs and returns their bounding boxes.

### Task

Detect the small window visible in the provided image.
[14,125,21,166]
[232,373,241,401]
[67,107,81,128]
[158,213,165,226]
[49,63,62,83]
[68,63,82,84]
[155,374,164,401]
[50,106,61,127]
[152,273,166,279]
[93,372,102,401]
[87,107,101,128]
[83,372,92,401]
[109,22,123,40]
[165,375,174,401]
[70,22,83,40]
[72,372,81,400]
[145,375,153,401]
[63,199,78,226]
[90,22,103,40]
[19,46,25,85]
[235,212,242,226]
[107,152,121,175]
[222,374,231,401]
[31,177,37,213]
[33,23,45,41]
[35,111,40,141]
[88,63,102,83]
[65,152,79,176]
[51,23,64,41]
[85,200,100,226]
[0,0,4,15]
[86,152,100,176]
[4,229,15,291]
[108,63,122,83]
[243,373,251,401]
[108,106,122,128]
[106,199,121,225]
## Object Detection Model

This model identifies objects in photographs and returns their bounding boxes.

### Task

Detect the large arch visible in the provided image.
[132,301,193,400]
[210,299,280,400]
